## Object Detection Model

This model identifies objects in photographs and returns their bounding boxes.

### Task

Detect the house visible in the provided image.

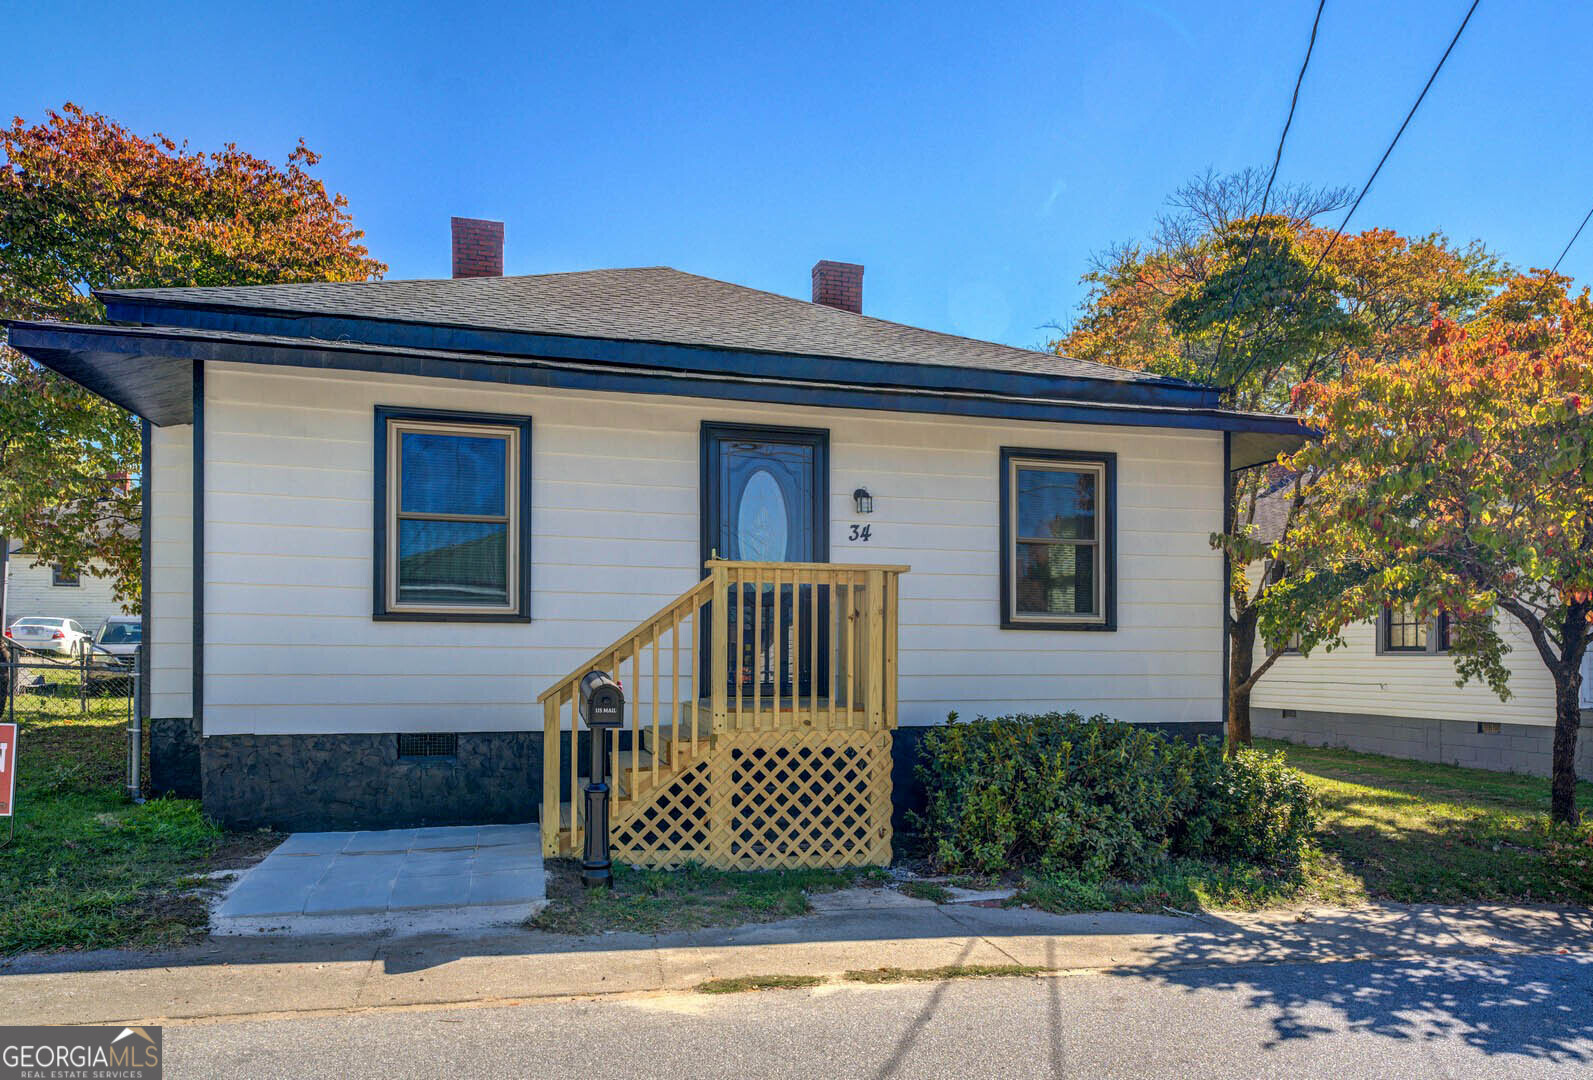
[2,538,124,635]
[1247,491,1593,778]
[7,217,1303,853]
[1253,606,1593,777]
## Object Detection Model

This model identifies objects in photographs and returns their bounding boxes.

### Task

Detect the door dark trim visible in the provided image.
[699,422,830,573]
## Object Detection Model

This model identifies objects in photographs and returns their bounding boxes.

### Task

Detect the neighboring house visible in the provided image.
[3,539,123,635]
[1247,492,1593,778]
[7,218,1302,831]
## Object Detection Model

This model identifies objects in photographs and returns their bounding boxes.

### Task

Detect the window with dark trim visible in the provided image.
[999,447,1116,631]
[1378,603,1449,655]
[1268,628,1303,654]
[373,407,532,622]
[52,565,80,587]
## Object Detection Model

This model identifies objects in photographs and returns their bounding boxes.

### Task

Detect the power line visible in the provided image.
[1202,0,1328,385]
[1225,0,1482,392]
[1551,203,1593,273]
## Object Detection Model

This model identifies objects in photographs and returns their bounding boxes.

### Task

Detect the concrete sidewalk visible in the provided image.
[4,893,1589,1028]
[212,823,545,936]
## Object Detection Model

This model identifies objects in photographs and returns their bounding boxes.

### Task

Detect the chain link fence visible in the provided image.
[2,639,143,799]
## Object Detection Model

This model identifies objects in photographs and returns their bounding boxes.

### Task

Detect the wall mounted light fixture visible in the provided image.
[853,487,873,514]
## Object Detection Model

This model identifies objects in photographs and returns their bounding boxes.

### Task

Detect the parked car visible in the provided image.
[3,616,91,659]
[90,615,141,668]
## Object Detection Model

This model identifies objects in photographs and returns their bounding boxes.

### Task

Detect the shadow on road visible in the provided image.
[1103,907,1593,1064]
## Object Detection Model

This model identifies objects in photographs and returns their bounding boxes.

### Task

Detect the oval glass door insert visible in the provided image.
[737,468,789,562]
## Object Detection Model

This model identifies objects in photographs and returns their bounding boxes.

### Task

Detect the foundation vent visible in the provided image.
[398,732,459,759]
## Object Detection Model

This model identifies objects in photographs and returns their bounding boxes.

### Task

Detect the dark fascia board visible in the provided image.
[95,295,1219,411]
[6,329,194,424]
[5,320,1309,443]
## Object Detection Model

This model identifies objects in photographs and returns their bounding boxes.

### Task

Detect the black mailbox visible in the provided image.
[579,671,625,729]
[577,670,624,888]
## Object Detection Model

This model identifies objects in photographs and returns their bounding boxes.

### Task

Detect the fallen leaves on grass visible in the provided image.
[696,974,824,994]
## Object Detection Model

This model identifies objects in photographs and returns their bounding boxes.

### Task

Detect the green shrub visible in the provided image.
[1198,746,1315,864]
[912,712,1314,877]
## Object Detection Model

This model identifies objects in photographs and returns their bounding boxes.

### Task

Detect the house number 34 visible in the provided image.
[848,524,873,542]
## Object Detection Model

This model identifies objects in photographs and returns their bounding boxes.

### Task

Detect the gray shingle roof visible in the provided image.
[99,266,1187,387]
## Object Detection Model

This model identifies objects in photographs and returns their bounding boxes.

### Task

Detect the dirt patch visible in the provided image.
[209,830,286,872]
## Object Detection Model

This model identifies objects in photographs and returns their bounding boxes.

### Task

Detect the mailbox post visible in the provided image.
[577,670,624,888]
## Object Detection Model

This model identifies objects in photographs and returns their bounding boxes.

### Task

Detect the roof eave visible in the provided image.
[95,293,1221,410]
[8,321,1304,453]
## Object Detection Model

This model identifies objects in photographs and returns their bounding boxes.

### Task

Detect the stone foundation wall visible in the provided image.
[149,716,201,799]
[1253,707,1593,778]
[195,719,1230,836]
[200,731,543,832]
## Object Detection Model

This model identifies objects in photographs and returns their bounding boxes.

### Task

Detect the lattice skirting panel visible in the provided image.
[610,730,894,870]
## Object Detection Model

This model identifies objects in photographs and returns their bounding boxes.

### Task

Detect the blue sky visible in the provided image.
[7,1,1587,349]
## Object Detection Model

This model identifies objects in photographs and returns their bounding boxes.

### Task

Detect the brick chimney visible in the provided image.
[451,217,504,278]
[811,260,863,313]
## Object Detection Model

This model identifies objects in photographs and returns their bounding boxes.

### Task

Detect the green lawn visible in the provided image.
[531,859,890,935]
[1261,739,1593,905]
[0,678,277,955]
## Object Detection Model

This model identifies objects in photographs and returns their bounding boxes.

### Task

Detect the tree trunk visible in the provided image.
[1227,607,1259,752]
[1550,670,1582,826]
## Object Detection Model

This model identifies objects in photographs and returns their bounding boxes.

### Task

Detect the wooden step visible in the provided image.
[639,704,713,756]
[575,747,670,802]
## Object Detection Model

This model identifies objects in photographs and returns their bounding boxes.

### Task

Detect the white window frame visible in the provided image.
[384,417,521,617]
[1006,456,1108,627]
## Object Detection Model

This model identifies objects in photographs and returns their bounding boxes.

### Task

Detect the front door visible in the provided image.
[701,424,829,699]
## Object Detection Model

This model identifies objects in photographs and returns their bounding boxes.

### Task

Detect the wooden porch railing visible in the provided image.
[539,560,907,860]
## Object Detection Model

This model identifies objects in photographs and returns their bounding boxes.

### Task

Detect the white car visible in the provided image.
[4,617,91,659]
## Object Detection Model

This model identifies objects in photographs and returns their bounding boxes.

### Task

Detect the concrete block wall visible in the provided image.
[1254,707,1593,779]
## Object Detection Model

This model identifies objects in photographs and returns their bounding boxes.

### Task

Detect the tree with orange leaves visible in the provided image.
[1290,271,1593,824]
[1057,170,1504,748]
[0,105,386,612]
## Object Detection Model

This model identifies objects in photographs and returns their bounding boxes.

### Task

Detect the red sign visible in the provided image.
[0,722,15,817]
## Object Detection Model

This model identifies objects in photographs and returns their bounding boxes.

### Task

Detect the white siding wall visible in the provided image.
[1251,614,1560,727]
[198,362,1226,736]
[3,553,123,632]
[148,423,193,719]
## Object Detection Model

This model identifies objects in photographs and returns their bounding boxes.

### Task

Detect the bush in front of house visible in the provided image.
[912,712,1314,878]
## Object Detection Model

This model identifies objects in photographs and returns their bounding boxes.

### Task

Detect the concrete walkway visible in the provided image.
[212,823,545,935]
[5,895,1589,1027]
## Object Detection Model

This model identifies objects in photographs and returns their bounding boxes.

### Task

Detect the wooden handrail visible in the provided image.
[537,577,715,705]
[540,560,907,859]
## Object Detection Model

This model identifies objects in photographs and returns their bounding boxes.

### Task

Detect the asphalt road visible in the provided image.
[167,950,1593,1079]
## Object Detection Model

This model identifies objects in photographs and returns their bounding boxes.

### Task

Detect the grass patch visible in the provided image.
[899,880,953,904]
[696,973,824,994]
[0,690,279,955]
[530,860,890,935]
[1012,851,1357,915]
[843,963,1046,984]
[1260,739,1593,904]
